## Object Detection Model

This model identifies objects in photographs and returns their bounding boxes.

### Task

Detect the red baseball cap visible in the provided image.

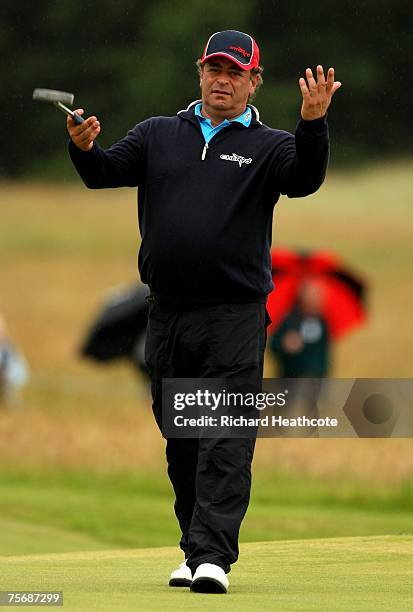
[200,30,260,71]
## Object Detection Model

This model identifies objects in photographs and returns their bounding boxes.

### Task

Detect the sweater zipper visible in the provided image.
[201,142,209,161]
[200,123,237,160]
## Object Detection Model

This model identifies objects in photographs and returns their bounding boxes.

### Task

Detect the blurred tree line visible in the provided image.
[1,0,411,179]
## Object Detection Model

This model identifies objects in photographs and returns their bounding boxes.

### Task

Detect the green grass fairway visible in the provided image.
[0,470,412,557]
[1,536,412,611]
[0,516,108,557]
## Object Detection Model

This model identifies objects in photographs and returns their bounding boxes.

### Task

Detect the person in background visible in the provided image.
[0,314,29,407]
[270,280,330,377]
[269,281,328,437]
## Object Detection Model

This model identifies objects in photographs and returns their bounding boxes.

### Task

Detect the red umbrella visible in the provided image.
[267,248,367,339]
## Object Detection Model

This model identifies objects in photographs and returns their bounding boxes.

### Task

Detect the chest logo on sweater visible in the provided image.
[220,153,252,167]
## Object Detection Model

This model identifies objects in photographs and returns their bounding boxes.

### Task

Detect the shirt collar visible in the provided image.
[194,103,252,128]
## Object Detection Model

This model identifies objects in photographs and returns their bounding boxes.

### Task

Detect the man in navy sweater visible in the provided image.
[68,30,341,594]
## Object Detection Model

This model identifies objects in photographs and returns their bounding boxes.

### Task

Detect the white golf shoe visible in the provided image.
[190,563,229,594]
[169,560,192,587]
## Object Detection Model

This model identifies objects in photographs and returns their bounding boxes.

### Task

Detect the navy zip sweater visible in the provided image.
[69,101,329,304]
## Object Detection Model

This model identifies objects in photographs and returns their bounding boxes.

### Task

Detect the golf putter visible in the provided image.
[32,88,85,124]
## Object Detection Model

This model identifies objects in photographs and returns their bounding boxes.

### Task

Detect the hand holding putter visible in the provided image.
[32,88,100,151]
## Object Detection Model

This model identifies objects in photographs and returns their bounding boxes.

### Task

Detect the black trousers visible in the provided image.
[145,298,267,574]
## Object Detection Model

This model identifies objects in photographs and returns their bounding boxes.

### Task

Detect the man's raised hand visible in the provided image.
[67,109,101,151]
[299,66,341,121]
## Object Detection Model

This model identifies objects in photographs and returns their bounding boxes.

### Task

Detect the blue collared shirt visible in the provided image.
[194,103,252,144]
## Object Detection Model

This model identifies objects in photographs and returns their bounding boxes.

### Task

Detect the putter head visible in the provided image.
[32,88,74,105]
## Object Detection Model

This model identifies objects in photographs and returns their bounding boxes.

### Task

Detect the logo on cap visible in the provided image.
[229,45,251,58]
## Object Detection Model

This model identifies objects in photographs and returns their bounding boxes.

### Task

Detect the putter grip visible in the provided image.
[73,112,85,125]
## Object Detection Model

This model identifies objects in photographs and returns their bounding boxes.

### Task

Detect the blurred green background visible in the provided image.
[0,2,412,608]
[1,0,412,178]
